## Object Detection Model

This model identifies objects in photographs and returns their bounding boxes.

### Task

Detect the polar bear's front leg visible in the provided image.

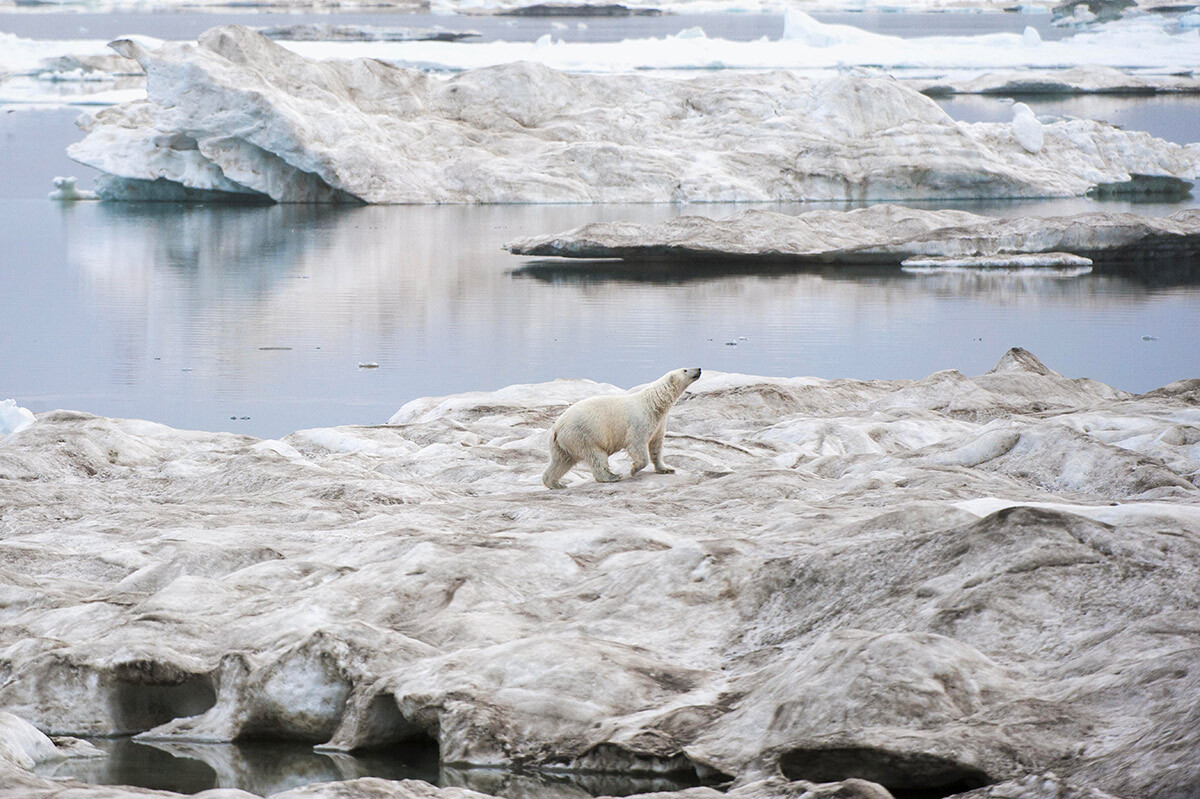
[649,428,674,474]
[586,450,622,483]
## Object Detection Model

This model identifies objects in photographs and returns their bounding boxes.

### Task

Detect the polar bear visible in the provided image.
[543,368,701,489]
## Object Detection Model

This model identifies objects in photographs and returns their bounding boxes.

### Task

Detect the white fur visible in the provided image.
[543,368,701,489]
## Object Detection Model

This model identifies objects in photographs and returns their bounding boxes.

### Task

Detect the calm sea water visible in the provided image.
[33,736,707,796]
[1,105,1198,440]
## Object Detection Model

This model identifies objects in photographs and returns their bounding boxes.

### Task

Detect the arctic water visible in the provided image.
[33,736,706,796]
[2,105,1198,440]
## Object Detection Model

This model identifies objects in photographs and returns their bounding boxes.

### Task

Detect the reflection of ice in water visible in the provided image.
[34,738,713,798]
[22,194,1198,437]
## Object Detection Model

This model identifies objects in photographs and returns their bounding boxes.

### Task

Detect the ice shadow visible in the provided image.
[35,738,720,798]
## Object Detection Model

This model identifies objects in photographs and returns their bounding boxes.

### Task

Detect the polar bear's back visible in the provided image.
[551,393,646,456]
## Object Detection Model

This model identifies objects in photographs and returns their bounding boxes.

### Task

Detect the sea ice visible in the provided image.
[5,15,1200,105]
[65,27,1200,204]
[0,350,1198,799]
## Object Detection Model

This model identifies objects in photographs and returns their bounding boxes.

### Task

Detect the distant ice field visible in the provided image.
[2,13,1196,81]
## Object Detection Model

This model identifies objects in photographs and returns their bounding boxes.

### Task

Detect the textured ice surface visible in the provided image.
[0,350,1198,799]
[64,27,1200,204]
[506,205,1200,263]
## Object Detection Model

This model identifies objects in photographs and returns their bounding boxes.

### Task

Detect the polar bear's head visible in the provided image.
[668,367,702,392]
[646,368,702,414]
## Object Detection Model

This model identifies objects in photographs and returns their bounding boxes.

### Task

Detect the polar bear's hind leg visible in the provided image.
[543,440,577,490]
[628,442,651,476]
[585,449,622,483]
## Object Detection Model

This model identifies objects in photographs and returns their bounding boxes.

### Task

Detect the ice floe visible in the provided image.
[61,26,1200,203]
[914,64,1200,95]
[0,349,1198,799]
[255,23,481,42]
[506,205,1200,267]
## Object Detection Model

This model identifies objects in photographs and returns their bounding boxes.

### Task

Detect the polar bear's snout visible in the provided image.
[542,367,701,489]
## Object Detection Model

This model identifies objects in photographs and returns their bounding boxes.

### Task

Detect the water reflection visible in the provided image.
[512,257,1199,288]
[0,194,1193,438]
[33,738,712,798]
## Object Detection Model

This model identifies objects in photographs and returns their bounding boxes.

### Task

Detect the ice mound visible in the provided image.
[505,205,1200,268]
[1010,102,1044,154]
[0,400,36,435]
[0,351,1198,799]
[66,26,1200,204]
[47,176,98,201]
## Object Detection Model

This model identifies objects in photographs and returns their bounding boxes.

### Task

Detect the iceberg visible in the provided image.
[0,351,1198,799]
[505,205,1200,266]
[66,26,1200,204]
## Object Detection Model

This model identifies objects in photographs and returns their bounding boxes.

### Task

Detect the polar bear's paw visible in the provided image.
[655,465,676,474]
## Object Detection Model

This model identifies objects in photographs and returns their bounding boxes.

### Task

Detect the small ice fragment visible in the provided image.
[534,33,553,47]
[1022,26,1042,46]
[576,21,588,29]
[0,400,36,435]
[1011,103,1043,154]
[359,362,380,369]
[551,21,567,29]
[676,26,707,40]
[48,176,97,202]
